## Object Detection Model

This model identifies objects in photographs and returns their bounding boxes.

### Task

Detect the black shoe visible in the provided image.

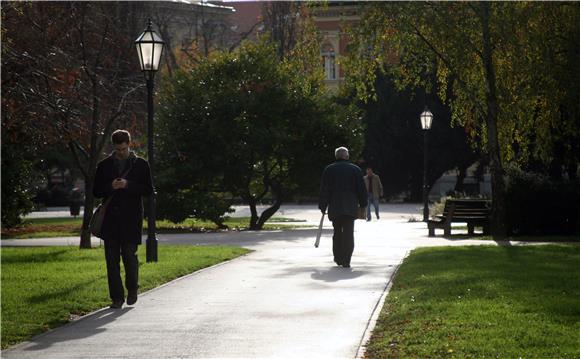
[342,264,351,268]
[127,290,138,305]
[376,214,380,219]
[110,300,124,309]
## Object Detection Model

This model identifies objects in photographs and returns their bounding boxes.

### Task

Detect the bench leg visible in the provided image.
[444,226,451,236]
[483,224,490,235]
[428,226,435,237]
[468,223,475,235]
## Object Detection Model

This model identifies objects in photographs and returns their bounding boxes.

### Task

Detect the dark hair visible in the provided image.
[111,130,131,144]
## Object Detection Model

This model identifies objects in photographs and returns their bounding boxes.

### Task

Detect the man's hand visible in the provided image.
[112,178,128,190]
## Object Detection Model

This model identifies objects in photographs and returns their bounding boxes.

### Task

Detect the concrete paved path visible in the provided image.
[2,205,534,359]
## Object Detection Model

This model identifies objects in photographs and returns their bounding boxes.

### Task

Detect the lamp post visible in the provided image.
[135,19,165,262]
[420,107,433,222]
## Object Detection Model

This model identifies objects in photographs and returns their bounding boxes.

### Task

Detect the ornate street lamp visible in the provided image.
[135,19,165,262]
[420,107,433,222]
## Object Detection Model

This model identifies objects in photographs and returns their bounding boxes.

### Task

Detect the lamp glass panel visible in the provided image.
[151,43,164,70]
[141,31,154,42]
[139,42,154,71]
[420,110,433,130]
[135,43,145,70]
[152,31,163,42]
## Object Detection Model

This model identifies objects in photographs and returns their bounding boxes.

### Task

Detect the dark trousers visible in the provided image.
[104,236,139,302]
[332,215,355,265]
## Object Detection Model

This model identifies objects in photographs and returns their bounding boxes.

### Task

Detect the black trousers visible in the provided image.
[331,215,355,266]
[104,235,139,302]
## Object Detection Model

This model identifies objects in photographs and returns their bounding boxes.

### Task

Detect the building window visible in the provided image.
[321,43,336,80]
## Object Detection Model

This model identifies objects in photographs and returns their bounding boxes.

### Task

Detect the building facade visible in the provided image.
[311,3,361,91]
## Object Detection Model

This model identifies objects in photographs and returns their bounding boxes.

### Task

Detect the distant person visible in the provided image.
[364,167,383,221]
[93,130,153,309]
[318,146,367,268]
[69,188,83,217]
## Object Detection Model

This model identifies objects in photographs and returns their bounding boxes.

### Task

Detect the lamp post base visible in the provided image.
[146,235,158,262]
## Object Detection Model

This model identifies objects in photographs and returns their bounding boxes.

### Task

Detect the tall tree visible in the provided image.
[2,2,146,247]
[156,41,363,230]
[261,2,303,60]
[345,2,580,237]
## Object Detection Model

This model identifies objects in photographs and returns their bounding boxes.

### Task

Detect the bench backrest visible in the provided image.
[442,199,491,221]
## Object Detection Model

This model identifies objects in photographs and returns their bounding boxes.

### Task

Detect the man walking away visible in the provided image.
[318,147,367,268]
[93,130,153,309]
[364,166,383,221]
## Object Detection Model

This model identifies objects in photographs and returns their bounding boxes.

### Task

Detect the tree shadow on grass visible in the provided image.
[1,249,73,264]
[27,278,103,304]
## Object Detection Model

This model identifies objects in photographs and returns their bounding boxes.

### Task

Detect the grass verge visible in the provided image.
[1,245,250,349]
[442,233,580,242]
[365,245,580,358]
[1,216,310,239]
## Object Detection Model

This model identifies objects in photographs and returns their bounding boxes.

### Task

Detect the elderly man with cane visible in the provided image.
[318,147,367,268]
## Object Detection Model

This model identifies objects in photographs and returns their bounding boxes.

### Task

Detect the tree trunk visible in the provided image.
[255,183,283,230]
[79,165,98,248]
[246,195,259,230]
[481,3,507,238]
[454,165,467,193]
[567,160,577,180]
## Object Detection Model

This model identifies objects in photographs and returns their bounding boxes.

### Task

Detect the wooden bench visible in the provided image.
[428,199,491,237]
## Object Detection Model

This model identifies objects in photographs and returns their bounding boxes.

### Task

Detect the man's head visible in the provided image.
[366,167,374,175]
[112,130,131,159]
[335,146,349,160]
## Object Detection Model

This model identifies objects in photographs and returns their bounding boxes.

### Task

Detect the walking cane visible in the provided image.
[314,212,325,248]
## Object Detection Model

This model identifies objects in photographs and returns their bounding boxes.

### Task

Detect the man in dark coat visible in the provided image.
[93,130,153,309]
[318,146,367,268]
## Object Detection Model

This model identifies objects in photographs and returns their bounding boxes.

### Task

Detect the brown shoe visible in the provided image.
[127,290,138,305]
[110,300,124,309]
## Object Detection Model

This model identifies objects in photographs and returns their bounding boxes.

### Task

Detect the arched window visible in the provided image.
[321,43,336,80]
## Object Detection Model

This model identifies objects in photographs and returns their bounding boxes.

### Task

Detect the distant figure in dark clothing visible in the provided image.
[69,188,83,217]
[318,147,367,268]
[93,130,153,309]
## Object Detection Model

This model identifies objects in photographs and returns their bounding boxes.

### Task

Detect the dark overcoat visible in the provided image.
[318,160,368,221]
[93,153,153,244]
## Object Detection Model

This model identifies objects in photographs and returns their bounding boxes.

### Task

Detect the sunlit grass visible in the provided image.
[365,245,580,358]
[1,245,250,349]
[1,216,310,239]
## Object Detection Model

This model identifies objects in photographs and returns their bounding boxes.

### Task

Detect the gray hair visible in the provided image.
[335,146,349,160]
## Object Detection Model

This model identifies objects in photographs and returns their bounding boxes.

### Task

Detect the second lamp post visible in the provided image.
[420,107,433,222]
[135,20,165,262]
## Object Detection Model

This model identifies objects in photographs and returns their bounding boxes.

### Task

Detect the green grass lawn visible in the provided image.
[1,216,310,239]
[442,232,580,242]
[1,245,250,349]
[365,245,580,358]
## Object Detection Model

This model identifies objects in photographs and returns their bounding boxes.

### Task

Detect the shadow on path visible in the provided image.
[311,267,366,282]
[21,307,133,352]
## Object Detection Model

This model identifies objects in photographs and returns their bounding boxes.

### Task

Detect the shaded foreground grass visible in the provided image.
[1,245,250,349]
[365,245,580,358]
[1,216,309,239]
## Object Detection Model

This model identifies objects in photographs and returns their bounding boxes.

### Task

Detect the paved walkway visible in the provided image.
[2,205,539,359]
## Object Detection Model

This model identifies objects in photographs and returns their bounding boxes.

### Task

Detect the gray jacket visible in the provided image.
[364,174,383,200]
